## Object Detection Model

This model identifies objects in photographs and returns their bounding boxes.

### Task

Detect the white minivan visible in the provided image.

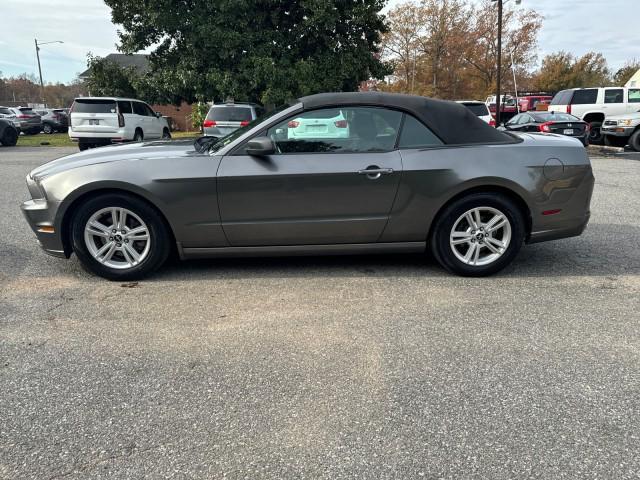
[69,97,171,150]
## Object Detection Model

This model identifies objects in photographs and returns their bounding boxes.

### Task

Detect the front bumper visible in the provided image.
[601,125,635,137]
[20,198,68,258]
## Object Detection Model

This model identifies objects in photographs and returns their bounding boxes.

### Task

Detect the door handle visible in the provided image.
[357,167,394,179]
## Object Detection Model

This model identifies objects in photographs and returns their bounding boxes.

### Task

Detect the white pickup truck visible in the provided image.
[548,87,640,144]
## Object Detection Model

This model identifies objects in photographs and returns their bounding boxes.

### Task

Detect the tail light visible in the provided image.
[539,121,553,133]
[203,119,216,128]
[240,121,249,127]
[489,118,496,127]
[334,120,348,128]
[287,120,300,128]
[17,115,29,119]
[118,112,125,127]
[566,104,572,115]
[69,102,75,114]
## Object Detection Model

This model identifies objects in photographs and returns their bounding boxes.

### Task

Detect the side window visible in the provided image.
[604,89,624,104]
[265,107,403,154]
[398,115,443,148]
[507,114,521,125]
[144,104,156,117]
[519,115,532,124]
[118,101,133,114]
[629,89,640,103]
[132,102,147,116]
[571,89,598,105]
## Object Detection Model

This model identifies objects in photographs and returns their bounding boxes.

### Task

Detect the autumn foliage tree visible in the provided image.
[533,51,611,91]
[381,0,541,100]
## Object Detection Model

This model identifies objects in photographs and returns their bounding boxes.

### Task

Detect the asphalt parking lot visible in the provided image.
[1,146,639,479]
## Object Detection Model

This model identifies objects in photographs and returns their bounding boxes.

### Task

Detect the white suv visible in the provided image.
[69,97,171,151]
[548,87,640,143]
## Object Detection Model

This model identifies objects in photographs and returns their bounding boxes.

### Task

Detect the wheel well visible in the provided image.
[427,186,532,242]
[60,188,176,256]
[583,113,605,124]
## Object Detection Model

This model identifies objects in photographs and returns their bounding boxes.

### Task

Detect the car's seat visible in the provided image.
[351,113,384,152]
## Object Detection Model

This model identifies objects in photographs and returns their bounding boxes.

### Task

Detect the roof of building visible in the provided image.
[78,54,150,79]
[298,92,514,145]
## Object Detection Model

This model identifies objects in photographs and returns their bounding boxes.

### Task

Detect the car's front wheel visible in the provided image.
[431,193,525,276]
[71,193,171,280]
[629,130,640,152]
[1,127,18,146]
[43,123,53,134]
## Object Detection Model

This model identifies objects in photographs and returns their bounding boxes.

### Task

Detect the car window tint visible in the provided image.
[0,107,12,115]
[118,101,133,114]
[398,114,443,148]
[461,103,489,116]
[629,89,640,103]
[132,102,148,116]
[73,100,117,114]
[266,107,403,154]
[208,106,253,122]
[144,104,156,117]
[518,115,531,124]
[571,89,598,105]
[507,114,520,125]
[604,89,624,104]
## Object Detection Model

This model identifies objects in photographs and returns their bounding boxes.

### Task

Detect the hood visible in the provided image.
[30,139,198,180]
[604,111,640,121]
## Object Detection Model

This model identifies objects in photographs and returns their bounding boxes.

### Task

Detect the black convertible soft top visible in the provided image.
[298,92,516,145]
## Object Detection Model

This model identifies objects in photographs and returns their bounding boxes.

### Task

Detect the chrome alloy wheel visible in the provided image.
[449,206,512,266]
[83,207,151,269]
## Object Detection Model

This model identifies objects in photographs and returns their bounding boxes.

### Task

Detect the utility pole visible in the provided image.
[35,39,44,104]
[495,0,503,126]
[34,39,64,107]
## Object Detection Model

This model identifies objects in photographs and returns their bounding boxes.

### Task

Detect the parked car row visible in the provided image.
[0,106,70,135]
[549,86,640,149]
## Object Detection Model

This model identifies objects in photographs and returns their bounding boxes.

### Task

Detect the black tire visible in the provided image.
[604,135,626,148]
[588,122,603,145]
[430,193,526,277]
[629,130,640,152]
[133,129,144,142]
[1,127,19,146]
[79,143,89,151]
[43,123,53,134]
[71,193,171,280]
[162,128,171,139]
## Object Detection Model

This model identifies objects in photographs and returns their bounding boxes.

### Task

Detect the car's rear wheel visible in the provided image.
[629,130,640,152]
[431,193,525,276]
[1,127,18,146]
[43,123,53,134]
[133,129,143,142]
[71,193,171,280]
[162,128,171,139]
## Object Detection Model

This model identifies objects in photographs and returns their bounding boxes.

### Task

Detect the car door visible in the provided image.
[627,88,640,114]
[603,88,625,117]
[143,103,162,138]
[217,106,404,246]
[132,101,152,137]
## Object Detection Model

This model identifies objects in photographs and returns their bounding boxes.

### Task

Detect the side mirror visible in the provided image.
[246,136,275,156]
[156,112,163,118]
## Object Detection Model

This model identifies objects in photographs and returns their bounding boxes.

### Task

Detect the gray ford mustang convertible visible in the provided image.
[21,92,594,280]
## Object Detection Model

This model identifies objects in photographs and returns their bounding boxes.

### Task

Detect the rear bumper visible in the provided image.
[20,199,68,258]
[528,212,590,244]
[69,128,128,142]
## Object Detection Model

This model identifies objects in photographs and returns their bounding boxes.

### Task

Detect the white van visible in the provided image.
[69,97,171,150]
[548,87,640,143]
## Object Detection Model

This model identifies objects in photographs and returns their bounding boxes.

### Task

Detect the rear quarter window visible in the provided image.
[398,115,443,149]
[461,103,489,116]
[570,89,598,105]
[550,90,572,105]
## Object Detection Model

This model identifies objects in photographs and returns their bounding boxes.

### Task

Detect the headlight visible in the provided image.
[26,174,47,200]
[618,119,634,126]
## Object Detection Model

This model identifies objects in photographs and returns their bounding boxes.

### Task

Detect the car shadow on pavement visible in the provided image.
[150,222,640,282]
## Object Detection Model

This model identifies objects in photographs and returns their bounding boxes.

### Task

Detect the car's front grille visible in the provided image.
[604,120,617,126]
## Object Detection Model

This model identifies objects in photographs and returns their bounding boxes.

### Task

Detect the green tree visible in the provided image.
[103,0,391,106]
[84,54,139,98]
[613,59,640,86]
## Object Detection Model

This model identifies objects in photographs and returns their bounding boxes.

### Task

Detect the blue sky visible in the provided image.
[1,0,638,84]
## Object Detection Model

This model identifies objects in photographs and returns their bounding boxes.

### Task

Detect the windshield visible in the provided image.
[200,104,291,153]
